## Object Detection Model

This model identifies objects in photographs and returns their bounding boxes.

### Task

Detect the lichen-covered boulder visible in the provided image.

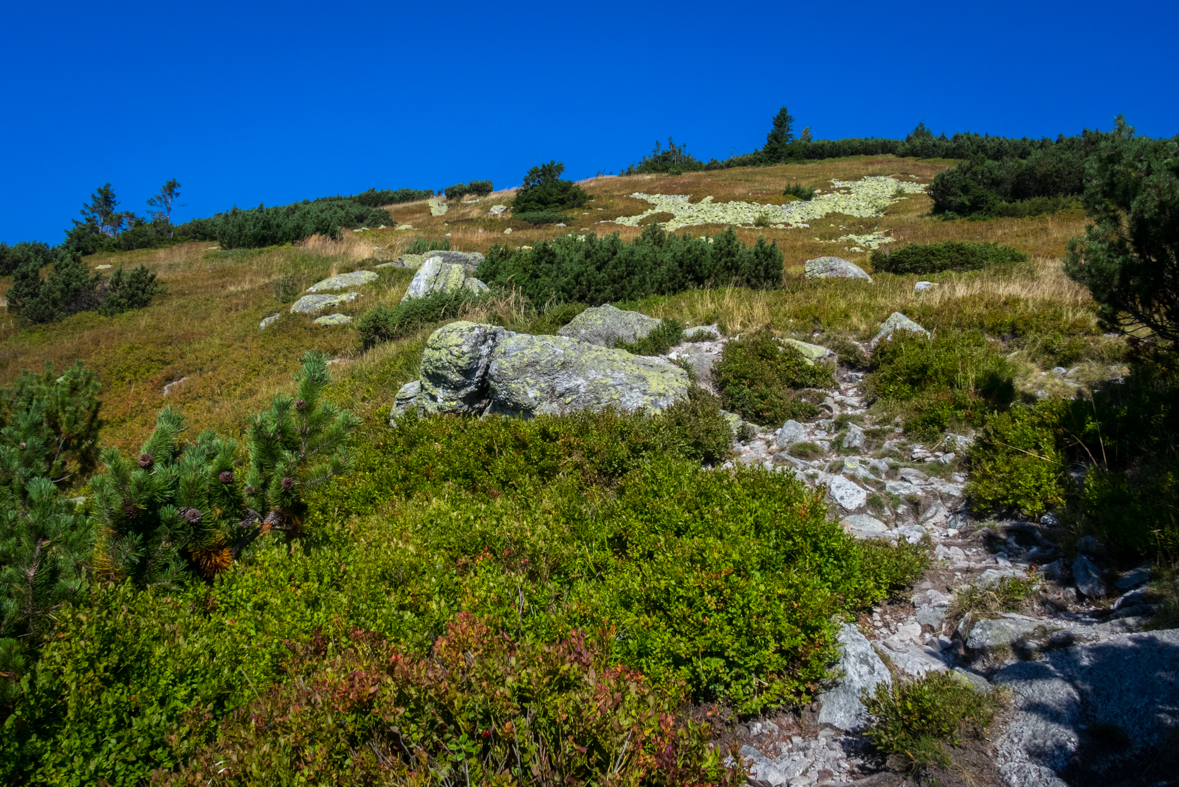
[389,380,422,425]
[428,198,448,216]
[463,277,489,295]
[400,258,467,304]
[870,312,928,347]
[306,270,378,292]
[424,251,485,275]
[489,205,508,215]
[259,313,280,330]
[290,292,359,314]
[487,333,689,417]
[395,253,427,270]
[313,313,352,326]
[804,256,872,281]
[781,338,834,365]
[557,304,662,348]
[418,321,506,415]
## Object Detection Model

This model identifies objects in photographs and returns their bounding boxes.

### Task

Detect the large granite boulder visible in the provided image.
[290,292,359,314]
[804,256,872,282]
[306,270,379,292]
[428,198,448,216]
[487,333,690,417]
[417,321,505,415]
[556,304,662,348]
[993,629,1179,787]
[400,258,468,304]
[817,623,892,731]
[425,250,485,276]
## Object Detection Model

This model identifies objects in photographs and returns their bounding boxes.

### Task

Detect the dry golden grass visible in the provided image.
[0,155,1107,453]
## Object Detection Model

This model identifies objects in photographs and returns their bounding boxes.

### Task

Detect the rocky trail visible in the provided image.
[678,335,1179,787]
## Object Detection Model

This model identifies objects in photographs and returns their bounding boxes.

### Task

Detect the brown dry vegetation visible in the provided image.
[0,155,1104,454]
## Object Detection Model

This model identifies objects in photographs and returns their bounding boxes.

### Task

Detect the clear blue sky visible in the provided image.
[3,0,1177,245]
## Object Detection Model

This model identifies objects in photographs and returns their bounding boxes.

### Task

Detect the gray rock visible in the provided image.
[389,381,421,425]
[394,253,427,270]
[486,333,689,418]
[488,205,508,215]
[898,467,927,484]
[1115,564,1152,590]
[424,250,485,275]
[1076,535,1103,556]
[417,321,505,416]
[950,668,991,694]
[1072,554,1106,598]
[775,419,809,449]
[290,292,359,314]
[915,280,934,291]
[556,304,662,348]
[428,197,448,216]
[881,639,950,677]
[804,256,872,282]
[962,614,1045,652]
[462,277,489,295]
[313,313,352,326]
[842,423,867,450]
[781,338,835,365]
[400,258,468,304]
[994,629,1179,786]
[820,474,868,512]
[841,514,890,540]
[817,624,891,731]
[306,270,379,292]
[870,312,928,348]
[259,313,280,330]
[974,568,1027,589]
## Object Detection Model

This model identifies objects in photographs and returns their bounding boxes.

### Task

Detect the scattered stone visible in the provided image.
[395,224,413,230]
[775,419,809,449]
[1076,535,1104,557]
[781,338,835,364]
[313,313,352,326]
[306,270,379,292]
[915,281,934,291]
[821,474,869,512]
[804,256,872,282]
[428,197,448,216]
[949,668,991,694]
[162,377,188,396]
[423,250,485,275]
[462,277,489,295]
[1072,554,1106,598]
[395,253,427,270]
[390,380,420,421]
[290,292,359,314]
[841,514,890,540]
[489,205,508,215]
[259,313,280,330]
[961,614,1045,653]
[400,258,468,304]
[842,423,867,450]
[817,624,891,731]
[556,304,662,348]
[1115,564,1152,590]
[870,312,928,348]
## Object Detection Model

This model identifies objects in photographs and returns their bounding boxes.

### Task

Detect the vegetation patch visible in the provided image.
[864,672,1003,771]
[714,330,835,426]
[615,318,684,355]
[870,240,1029,275]
[357,289,491,349]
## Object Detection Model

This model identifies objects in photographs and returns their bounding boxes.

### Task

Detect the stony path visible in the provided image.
[666,336,1173,787]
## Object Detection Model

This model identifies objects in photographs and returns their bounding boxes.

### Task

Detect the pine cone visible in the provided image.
[281,476,295,491]
[295,399,307,411]
[183,507,203,524]
[219,470,235,484]
[138,453,154,469]
[122,501,138,519]
[245,486,257,495]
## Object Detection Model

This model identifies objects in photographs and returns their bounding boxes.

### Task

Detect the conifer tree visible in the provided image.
[763,107,797,163]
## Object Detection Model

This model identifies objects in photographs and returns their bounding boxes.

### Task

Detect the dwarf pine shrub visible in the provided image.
[870,240,1028,275]
[358,290,489,350]
[405,236,450,254]
[714,330,835,426]
[6,253,162,325]
[443,180,493,200]
[511,161,589,214]
[614,318,684,355]
[205,199,394,249]
[512,210,571,225]
[0,241,53,277]
[478,223,782,307]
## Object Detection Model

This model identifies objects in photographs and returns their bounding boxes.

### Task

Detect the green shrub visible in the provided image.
[405,236,450,254]
[357,290,488,350]
[685,328,717,342]
[783,183,816,200]
[867,330,1016,438]
[511,161,590,214]
[273,273,300,303]
[864,672,1002,771]
[314,187,433,207]
[643,386,732,464]
[870,240,1028,275]
[443,180,494,200]
[623,137,707,175]
[929,142,1088,219]
[97,264,166,317]
[615,318,684,355]
[0,241,53,277]
[1079,462,1179,563]
[478,223,782,307]
[513,210,571,225]
[714,331,834,426]
[789,441,825,460]
[204,199,393,249]
[966,399,1067,518]
[7,252,103,324]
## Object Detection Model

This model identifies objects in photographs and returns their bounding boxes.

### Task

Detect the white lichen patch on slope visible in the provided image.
[606,176,925,232]
[819,231,894,252]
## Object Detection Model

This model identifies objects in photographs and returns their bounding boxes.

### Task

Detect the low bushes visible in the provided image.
[713,331,835,426]
[513,210,571,225]
[478,223,783,307]
[929,144,1088,219]
[443,180,493,200]
[864,673,1002,771]
[200,199,394,249]
[0,241,53,276]
[783,183,816,200]
[615,318,684,355]
[965,399,1068,518]
[315,187,433,207]
[870,241,1028,275]
[357,290,488,349]
[511,161,590,214]
[405,236,449,254]
[867,330,1016,438]
[6,253,164,325]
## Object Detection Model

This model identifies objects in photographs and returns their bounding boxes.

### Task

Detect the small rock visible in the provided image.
[816,624,891,731]
[290,292,359,314]
[1115,564,1152,590]
[842,423,866,450]
[775,420,809,449]
[841,514,890,540]
[259,313,280,330]
[821,474,868,512]
[870,312,928,348]
[313,313,352,326]
[804,256,872,282]
[489,205,508,215]
[1072,554,1106,598]
[915,280,934,291]
[306,270,379,292]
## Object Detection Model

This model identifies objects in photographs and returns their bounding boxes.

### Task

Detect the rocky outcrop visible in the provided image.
[306,270,379,292]
[556,304,662,348]
[817,624,891,731]
[804,256,872,282]
[392,322,691,422]
[870,312,928,348]
[400,258,468,303]
[487,333,689,417]
[290,292,359,314]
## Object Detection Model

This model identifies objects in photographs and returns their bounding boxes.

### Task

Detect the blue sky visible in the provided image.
[3,0,1177,245]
